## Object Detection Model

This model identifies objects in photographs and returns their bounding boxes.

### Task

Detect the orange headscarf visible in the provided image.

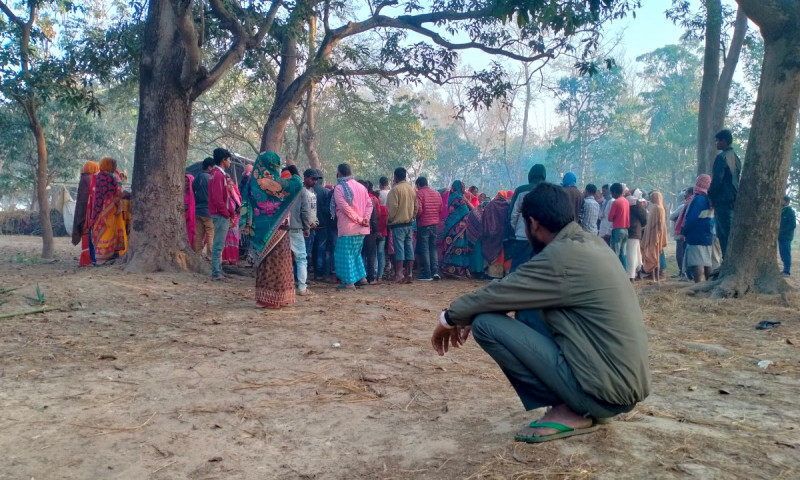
[81,161,100,174]
[99,157,117,172]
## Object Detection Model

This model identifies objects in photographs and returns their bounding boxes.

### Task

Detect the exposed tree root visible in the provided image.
[710,269,790,302]
[123,247,210,275]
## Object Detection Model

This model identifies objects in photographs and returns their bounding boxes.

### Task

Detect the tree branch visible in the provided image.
[328,66,410,78]
[193,0,283,99]
[0,0,23,26]
[176,0,202,90]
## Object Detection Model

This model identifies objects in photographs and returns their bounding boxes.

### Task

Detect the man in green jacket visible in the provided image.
[431,182,650,443]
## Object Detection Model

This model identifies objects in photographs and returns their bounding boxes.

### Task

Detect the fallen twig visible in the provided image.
[0,306,58,319]
[71,411,157,435]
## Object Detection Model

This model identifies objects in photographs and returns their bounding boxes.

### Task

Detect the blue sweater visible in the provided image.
[681,194,714,246]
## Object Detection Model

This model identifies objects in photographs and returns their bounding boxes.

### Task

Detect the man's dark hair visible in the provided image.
[379,176,389,187]
[338,163,352,177]
[522,183,575,231]
[415,176,428,188]
[286,165,299,176]
[610,183,624,196]
[202,157,214,170]
[586,184,597,195]
[213,148,231,165]
[784,195,791,203]
[469,185,479,194]
[715,129,733,145]
[366,180,373,192]
[394,167,407,181]
[601,183,609,190]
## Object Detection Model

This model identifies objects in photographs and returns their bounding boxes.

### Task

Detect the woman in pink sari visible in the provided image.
[222,174,242,265]
[184,174,196,247]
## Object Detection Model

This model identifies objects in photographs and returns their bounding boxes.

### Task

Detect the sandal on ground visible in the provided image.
[514,421,600,444]
[336,284,355,290]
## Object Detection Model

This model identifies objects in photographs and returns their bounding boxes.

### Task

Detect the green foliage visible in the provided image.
[314,85,435,181]
[23,283,45,305]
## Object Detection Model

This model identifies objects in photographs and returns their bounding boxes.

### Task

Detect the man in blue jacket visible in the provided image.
[682,175,715,283]
[778,195,796,276]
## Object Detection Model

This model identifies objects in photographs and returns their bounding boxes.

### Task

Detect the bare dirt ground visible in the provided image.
[1,234,799,479]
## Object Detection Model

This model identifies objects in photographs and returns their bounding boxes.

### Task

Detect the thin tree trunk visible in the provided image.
[711,8,747,132]
[713,30,800,298]
[517,62,531,186]
[696,0,722,175]
[32,117,53,258]
[125,0,207,274]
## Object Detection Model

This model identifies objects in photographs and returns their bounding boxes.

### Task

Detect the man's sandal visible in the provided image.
[514,421,600,444]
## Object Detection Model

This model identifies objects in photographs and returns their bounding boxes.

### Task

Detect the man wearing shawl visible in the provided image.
[507,164,546,272]
[682,175,715,283]
[73,161,100,267]
[244,151,303,308]
[708,129,741,258]
[331,163,373,289]
[89,157,127,264]
[641,191,668,282]
[432,182,650,444]
[440,181,473,279]
[561,172,584,223]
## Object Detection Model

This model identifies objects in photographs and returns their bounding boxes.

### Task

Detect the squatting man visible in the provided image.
[431,182,651,443]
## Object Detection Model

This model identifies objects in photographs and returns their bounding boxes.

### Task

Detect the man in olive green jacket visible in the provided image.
[431,182,650,443]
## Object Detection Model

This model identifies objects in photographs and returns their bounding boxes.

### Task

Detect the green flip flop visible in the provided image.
[514,421,600,444]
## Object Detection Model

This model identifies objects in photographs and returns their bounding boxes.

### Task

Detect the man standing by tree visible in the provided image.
[386,167,418,283]
[431,182,650,443]
[193,157,215,260]
[209,148,232,281]
[707,129,741,258]
[778,195,796,277]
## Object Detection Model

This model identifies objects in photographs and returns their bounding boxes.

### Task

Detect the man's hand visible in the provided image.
[303,230,310,238]
[431,323,466,356]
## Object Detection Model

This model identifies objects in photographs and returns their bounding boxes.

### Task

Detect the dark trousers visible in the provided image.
[472,310,632,419]
[507,239,533,273]
[312,228,329,278]
[305,230,315,269]
[610,228,628,271]
[675,239,686,275]
[418,224,438,278]
[779,239,792,274]
[715,205,734,258]
[362,233,377,282]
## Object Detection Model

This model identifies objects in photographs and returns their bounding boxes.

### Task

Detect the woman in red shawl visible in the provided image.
[184,174,196,247]
[89,157,127,264]
[482,191,511,278]
[222,174,243,265]
[73,161,100,266]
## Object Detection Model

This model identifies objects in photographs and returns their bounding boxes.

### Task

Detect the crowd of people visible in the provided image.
[71,129,790,300]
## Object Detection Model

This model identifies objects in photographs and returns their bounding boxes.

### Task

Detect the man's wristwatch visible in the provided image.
[439,309,456,329]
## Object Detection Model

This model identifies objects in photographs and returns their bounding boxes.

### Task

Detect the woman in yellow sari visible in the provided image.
[89,157,127,264]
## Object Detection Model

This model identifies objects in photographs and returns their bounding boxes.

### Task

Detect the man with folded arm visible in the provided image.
[431,182,651,443]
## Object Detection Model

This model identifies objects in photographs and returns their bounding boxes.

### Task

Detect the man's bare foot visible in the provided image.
[515,404,593,438]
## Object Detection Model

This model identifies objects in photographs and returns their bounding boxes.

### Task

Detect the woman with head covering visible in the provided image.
[222,174,242,265]
[641,191,668,282]
[73,161,100,267]
[681,174,715,283]
[626,188,648,281]
[89,157,127,264]
[465,198,487,277]
[244,151,303,308]
[440,180,474,279]
[184,174,196,248]
[482,191,511,278]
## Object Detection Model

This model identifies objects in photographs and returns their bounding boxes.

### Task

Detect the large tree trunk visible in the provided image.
[302,85,321,170]
[712,25,800,298]
[696,0,722,175]
[31,118,53,259]
[125,0,207,274]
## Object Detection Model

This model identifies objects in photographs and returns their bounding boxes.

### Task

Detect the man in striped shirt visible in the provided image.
[579,184,600,236]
